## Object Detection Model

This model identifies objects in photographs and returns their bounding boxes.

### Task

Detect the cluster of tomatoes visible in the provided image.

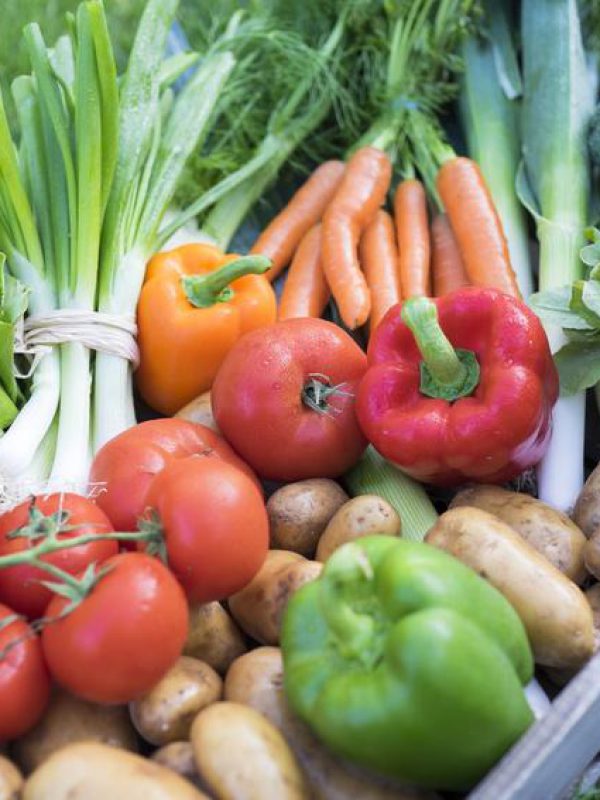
[0,316,369,744]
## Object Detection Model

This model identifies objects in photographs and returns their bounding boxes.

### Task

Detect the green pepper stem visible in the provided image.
[402,297,466,385]
[401,297,480,401]
[182,255,272,309]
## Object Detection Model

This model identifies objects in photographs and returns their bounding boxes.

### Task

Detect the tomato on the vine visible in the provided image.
[0,494,117,619]
[0,604,50,740]
[143,455,268,603]
[212,318,368,481]
[90,418,261,531]
[42,553,188,704]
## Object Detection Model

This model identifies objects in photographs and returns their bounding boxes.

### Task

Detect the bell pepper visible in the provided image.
[136,243,277,415]
[281,535,534,792]
[356,287,558,486]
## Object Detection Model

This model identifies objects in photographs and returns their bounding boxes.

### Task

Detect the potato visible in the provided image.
[450,485,588,583]
[573,461,600,539]
[151,743,198,782]
[267,479,349,556]
[426,507,595,669]
[22,742,209,800]
[191,701,309,800]
[184,602,246,674]
[228,551,322,644]
[175,391,219,432]
[224,648,437,800]
[12,688,138,773]
[584,536,600,581]
[0,755,23,800]
[586,583,600,654]
[316,495,401,562]
[130,657,222,746]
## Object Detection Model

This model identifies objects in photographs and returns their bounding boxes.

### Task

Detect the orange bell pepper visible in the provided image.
[136,243,277,415]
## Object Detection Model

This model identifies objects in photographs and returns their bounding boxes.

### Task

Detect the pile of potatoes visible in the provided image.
[0,478,414,800]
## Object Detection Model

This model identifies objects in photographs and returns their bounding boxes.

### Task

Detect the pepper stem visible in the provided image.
[182,255,272,309]
[401,297,480,402]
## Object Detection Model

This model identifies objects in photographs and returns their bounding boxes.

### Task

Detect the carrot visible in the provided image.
[359,210,401,333]
[321,147,392,329]
[251,160,346,282]
[436,157,521,298]
[278,225,330,320]
[394,179,431,299]
[431,213,469,296]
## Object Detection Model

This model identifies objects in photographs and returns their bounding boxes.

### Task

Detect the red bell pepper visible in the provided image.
[356,288,559,486]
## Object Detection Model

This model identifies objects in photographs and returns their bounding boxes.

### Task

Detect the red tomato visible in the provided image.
[90,418,261,532]
[212,318,368,480]
[0,494,117,619]
[0,604,50,740]
[144,455,268,603]
[42,553,188,704]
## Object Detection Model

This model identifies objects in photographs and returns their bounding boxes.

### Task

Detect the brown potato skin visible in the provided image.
[151,742,199,782]
[183,602,247,674]
[12,688,138,773]
[174,391,219,432]
[190,701,310,800]
[583,535,600,580]
[224,648,437,800]
[0,755,23,800]
[316,495,401,562]
[22,742,209,800]
[425,507,595,669]
[228,551,322,645]
[573,462,600,539]
[129,657,222,746]
[267,479,349,556]
[450,485,588,583]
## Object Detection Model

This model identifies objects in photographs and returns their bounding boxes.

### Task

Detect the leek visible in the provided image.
[344,448,438,542]
[459,0,533,297]
[520,0,596,511]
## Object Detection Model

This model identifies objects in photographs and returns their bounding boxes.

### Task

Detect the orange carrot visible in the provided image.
[359,210,401,333]
[394,179,431,299]
[321,147,392,329]
[251,160,346,282]
[431,213,469,296]
[278,225,330,320]
[436,157,520,298]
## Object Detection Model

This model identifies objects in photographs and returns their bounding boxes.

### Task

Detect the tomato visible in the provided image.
[90,418,261,532]
[143,455,268,603]
[42,553,188,704]
[0,494,117,619]
[212,318,368,481]
[0,604,50,740]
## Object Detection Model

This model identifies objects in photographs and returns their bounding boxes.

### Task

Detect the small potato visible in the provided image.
[0,755,23,800]
[228,552,322,645]
[12,688,138,773]
[426,507,595,669]
[184,602,246,674]
[573,462,600,539]
[586,584,600,654]
[191,701,309,800]
[130,657,222,746]
[450,485,588,583]
[316,495,401,562]
[151,742,198,782]
[175,391,219,432]
[267,479,349,556]
[224,648,436,800]
[22,742,209,800]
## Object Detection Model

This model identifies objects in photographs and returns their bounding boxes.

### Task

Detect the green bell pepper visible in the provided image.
[281,535,534,792]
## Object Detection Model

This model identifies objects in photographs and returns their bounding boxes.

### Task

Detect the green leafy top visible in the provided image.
[529,228,600,395]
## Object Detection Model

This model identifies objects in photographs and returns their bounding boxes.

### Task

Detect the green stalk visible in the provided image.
[521,0,595,511]
[460,0,533,297]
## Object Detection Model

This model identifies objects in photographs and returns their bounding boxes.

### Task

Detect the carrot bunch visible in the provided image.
[250,147,520,336]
